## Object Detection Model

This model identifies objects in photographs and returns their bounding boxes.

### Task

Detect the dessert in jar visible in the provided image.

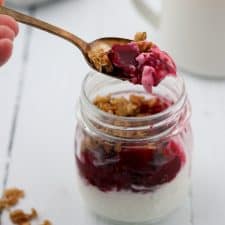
[75,33,193,224]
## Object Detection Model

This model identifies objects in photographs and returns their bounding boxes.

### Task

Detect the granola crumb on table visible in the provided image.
[0,188,24,211]
[10,208,38,224]
[0,187,53,225]
[41,220,52,225]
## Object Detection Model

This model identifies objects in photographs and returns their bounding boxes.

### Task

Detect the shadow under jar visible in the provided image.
[75,71,193,224]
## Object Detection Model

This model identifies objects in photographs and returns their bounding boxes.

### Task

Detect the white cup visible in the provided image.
[132,0,225,78]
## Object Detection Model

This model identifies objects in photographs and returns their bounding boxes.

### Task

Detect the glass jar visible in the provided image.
[75,71,193,224]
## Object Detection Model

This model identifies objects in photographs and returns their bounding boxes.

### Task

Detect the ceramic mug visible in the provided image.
[132,0,225,78]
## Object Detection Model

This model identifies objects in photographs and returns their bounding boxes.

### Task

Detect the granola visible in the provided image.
[0,187,53,225]
[94,94,161,117]
[41,220,52,225]
[10,208,37,224]
[88,48,113,73]
[134,32,147,41]
[0,188,24,211]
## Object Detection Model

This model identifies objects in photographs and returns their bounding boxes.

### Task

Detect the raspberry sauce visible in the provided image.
[76,140,185,193]
[108,42,176,93]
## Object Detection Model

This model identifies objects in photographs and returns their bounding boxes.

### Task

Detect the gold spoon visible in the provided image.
[0,5,131,77]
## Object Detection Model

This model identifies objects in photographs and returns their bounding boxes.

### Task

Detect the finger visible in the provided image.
[0,0,4,5]
[0,39,13,66]
[0,25,15,40]
[0,15,19,36]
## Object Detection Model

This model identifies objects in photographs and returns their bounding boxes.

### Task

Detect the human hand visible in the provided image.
[0,0,19,66]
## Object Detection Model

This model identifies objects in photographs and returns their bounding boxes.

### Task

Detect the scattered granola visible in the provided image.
[41,220,52,225]
[93,94,167,117]
[134,32,147,41]
[0,187,53,225]
[0,188,24,211]
[10,208,37,224]
[88,48,113,73]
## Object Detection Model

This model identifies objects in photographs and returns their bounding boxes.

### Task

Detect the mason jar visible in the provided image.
[75,71,193,224]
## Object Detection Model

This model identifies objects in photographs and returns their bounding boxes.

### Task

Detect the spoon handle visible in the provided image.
[0,6,88,52]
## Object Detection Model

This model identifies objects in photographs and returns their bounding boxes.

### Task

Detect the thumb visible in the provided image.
[0,39,13,66]
[0,0,4,5]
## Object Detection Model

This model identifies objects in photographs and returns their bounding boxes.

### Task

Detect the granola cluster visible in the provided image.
[134,32,147,41]
[88,48,113,73]
[10,208,37,224]
[94,95,139,116]
[94,94,164,117]
[134,32,153,52]
[0,188,52,225]
[0,188,24,211]
[41,220,52,225]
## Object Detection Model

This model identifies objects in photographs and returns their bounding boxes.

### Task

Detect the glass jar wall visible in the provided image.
[75,71,193,224]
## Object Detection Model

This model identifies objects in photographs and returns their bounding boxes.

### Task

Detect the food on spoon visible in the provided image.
[108,32,176,92]
[88,32,176,93]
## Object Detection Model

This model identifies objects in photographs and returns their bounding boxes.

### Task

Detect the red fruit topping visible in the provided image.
[108,43,140,77]
[108,42,177,93]
[76,140,185,193]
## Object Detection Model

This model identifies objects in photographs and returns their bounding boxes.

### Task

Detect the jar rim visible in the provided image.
[81,70,187,123]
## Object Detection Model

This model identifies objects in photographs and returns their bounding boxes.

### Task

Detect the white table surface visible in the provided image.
[1,0,225,224]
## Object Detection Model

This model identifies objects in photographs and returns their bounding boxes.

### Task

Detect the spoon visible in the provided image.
[0,5,131,77]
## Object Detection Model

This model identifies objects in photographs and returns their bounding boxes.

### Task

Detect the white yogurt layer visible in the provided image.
[77,162,190,223]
